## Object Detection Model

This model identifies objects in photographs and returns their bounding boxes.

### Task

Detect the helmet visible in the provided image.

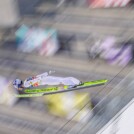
[13,79,23,89]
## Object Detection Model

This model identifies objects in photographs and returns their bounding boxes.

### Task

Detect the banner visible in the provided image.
[88,0,131,8]
[15,25,59,56]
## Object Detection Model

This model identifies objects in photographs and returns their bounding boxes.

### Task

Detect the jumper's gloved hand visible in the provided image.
[48,70,55,75]
[36,71,56,79]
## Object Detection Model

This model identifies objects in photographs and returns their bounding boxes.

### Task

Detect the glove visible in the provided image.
[48,70,55,75]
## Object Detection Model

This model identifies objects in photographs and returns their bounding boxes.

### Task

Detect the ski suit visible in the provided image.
[23,72,81,88]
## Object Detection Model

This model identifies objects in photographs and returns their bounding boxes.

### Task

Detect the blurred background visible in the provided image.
[0,0,134,134]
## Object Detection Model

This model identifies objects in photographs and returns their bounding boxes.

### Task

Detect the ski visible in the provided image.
[24,85,68,93]
[42,79,108,95]
[14,79,108,97]
[14,93,44,98]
